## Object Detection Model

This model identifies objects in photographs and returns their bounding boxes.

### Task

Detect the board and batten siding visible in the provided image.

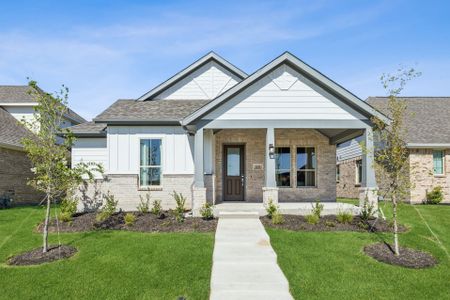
[107,126,194,175]
[154,61,241,100]
[336,136,363,161]
[72,138,108,177]
[205,65,366,121]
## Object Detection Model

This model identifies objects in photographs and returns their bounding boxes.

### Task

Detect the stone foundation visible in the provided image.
[359,187,378,210]
[262,187,279,205]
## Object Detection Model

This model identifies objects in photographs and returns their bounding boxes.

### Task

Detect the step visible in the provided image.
[210,290,294,300]
[218,211,260,219]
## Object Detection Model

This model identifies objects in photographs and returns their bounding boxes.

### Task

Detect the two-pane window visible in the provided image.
[140,139,162,186]
[433,150,445,175]
[275,147,291,187]
[297,147,316,187]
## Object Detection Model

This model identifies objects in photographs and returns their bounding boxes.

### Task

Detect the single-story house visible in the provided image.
[71,52,389,214]
[337,97,450,204]
[0,85,86,204]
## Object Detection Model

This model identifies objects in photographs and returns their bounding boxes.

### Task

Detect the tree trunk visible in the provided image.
[43,195,51,253]
[392,194,400,256]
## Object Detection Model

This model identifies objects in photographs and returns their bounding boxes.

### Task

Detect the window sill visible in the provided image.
[296,186,318,189]
[355,184,361,187]
[138,186,163,191]
[433,174,446,178]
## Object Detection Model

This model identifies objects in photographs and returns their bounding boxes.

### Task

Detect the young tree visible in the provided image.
[22,81,102,253]
[371,68,421,255]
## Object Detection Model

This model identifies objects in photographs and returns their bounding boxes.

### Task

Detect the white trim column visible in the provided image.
[263,127,278,204]
[359,127,378,209]
[193,127,206,216]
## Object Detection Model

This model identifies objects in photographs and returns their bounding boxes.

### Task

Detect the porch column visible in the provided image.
[263,127,278,205]
[359,127,378,209]
[193,127,206,215]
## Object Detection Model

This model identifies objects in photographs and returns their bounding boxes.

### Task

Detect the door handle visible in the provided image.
[241,176,245,187]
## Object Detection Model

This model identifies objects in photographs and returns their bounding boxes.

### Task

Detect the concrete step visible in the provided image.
[210,290,294,300]
[218,211,260,219]
[213,242,277,263]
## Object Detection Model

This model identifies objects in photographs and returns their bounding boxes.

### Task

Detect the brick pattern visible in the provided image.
[76,174,194,211]
[0,147,44,204]
[336,157,361,199]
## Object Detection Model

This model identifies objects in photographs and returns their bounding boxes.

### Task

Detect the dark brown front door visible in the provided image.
[223,145,245,201]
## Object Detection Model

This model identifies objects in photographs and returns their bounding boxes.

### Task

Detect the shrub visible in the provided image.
[59,197,78,222]
[325,221,336,227]
[200,202,214,220]
[358,221,369,230]
[96,191,118,222]
[124,213,136,226]
[172,191,186,223]
[425,186,444,204]
[305,214,319,225]
[137,194,150,213]
[360,196,375,222]
[265,199,278,219]
[272,212,284,225]
[337,210,353,224]
[151,199,162,216]
[311,200,324,218]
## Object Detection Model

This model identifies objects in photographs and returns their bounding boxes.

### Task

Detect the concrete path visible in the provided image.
[210,212,293,300]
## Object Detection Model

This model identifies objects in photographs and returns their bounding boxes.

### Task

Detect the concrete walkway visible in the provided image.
[210,212,293,300]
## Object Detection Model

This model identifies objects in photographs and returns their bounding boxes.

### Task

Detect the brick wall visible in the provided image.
[0,147,43,204]
[336,157,361,199]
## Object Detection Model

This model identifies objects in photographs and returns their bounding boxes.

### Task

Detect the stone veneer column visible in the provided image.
[359,127,378,209]
[263,127,279,204]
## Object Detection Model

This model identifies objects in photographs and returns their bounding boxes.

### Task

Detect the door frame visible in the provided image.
[222,144,246,201]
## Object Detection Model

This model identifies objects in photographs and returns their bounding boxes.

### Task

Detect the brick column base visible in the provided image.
[192,187,207,217]
[262,187,279,206]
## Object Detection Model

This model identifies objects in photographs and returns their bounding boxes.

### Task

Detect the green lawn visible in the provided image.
[268,200,450,299]
[0,206,214,300]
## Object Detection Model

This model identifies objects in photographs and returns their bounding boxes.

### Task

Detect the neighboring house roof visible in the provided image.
[70,122,107,137]
[367,97,450,146]
[0,85,86,124]
[182,52,390,126]
[137,52,248,101]
[93,99,210,125]
[0,107,34,150]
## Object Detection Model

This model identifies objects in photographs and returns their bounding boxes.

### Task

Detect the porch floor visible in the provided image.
[213,202,360,216]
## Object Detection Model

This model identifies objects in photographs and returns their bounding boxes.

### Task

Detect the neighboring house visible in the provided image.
[71,52,388,213]
[0,85,86,204]
[337,97,450,204]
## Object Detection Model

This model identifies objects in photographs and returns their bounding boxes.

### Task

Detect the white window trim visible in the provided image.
[296,146,317,188]
[355,159,362,186]
[432,149,445,176]
[138,136,164,188]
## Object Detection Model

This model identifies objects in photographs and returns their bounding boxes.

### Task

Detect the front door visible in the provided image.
[223,145,245,201]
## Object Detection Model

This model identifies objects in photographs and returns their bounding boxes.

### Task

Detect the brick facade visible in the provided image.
[0,147,43,204]
[336,156,361,199]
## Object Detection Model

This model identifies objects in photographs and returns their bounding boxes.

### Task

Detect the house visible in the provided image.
[337,97,450,204]
[0,85,86,204]
[70,52,388,214]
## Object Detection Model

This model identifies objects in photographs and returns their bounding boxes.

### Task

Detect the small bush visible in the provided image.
[137,194,150,213]
[272,212,284,225]
[425,186,444,204]
[265,199,278,219]
[360,196,375,221]
[59,197,78,222]
[200,202,214,220]
[358,221,369,230]
[325,221,336,227]
[337,210,353,224]
[172,191,186,223]
[151,199,162,216]
[306,214,319,225]
[96,191,118,222]
[124,213,136,226]
[311,200,324,218]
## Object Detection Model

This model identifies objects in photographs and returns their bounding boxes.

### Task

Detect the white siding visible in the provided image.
[205,65,366,120]
[72,138,108,177]
[155,61,241,100]
[4,106,38,131]
[107,126,194,175]
[337,136,363,161]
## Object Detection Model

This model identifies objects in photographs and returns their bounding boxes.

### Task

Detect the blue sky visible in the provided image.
[1,0,449,119]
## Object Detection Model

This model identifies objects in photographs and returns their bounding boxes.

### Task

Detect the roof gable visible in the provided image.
[182,52,390,126]
[138,52,247,101]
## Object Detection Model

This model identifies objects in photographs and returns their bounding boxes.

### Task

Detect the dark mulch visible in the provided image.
[261,215,408,233]
[7,245,77,266]
[38,211,217,233]
[364,243,437,268]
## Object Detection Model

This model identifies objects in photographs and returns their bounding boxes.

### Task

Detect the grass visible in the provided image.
[0,206,214,299]
[268,199,450,299]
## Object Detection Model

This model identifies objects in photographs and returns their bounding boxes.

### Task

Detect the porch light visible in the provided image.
[269,143,275,158]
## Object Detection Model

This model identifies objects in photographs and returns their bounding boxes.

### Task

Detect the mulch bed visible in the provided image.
[364,243,437,268]
[37,211,217,233]
[7,245,77,266]
[261,215,408,233]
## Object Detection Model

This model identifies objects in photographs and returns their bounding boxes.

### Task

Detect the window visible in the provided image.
[356,160,362,185]
[433,150,445,175]
[297,147,316,187]
[140,139,162,186]
[275,147,291,187]
[336,164,340,182]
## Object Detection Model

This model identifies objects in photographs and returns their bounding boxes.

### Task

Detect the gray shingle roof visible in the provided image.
[0,107,35,149]
[94,99,210,124]
[69,122,106,137]
[0,85,86,124]
[367,97,450,144]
